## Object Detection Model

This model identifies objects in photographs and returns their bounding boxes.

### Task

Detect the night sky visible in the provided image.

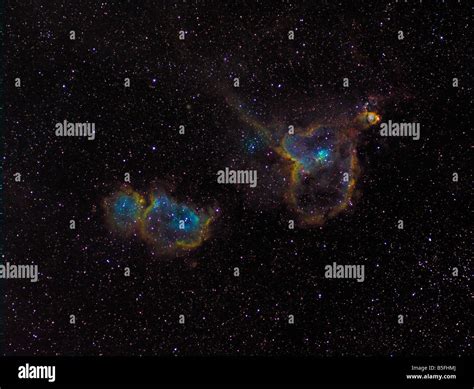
[3,1,471,356]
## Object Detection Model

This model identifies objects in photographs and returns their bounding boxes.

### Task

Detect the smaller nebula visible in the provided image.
[141,192,214,254]
[103,187,146,235]
[355,110,381,129]
[104,186,216,256]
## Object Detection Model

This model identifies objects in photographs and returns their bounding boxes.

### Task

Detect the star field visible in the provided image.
[3,1,471,357]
